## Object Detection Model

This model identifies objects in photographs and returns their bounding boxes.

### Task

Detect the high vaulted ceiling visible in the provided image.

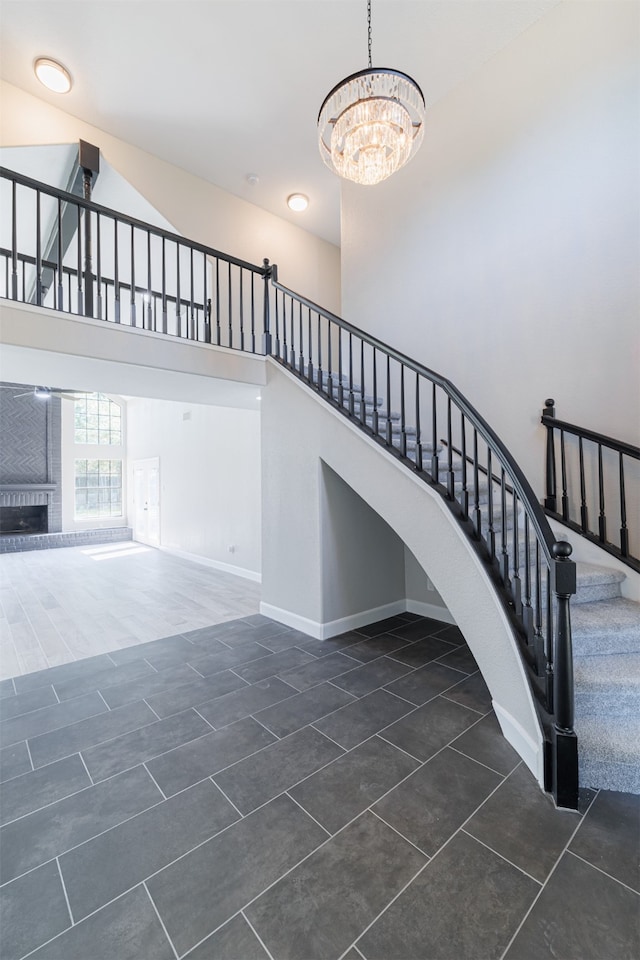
[0,1,558,246]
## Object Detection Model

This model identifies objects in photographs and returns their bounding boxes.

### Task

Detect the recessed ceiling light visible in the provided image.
[34,57,72,94]
[287,193,309,212]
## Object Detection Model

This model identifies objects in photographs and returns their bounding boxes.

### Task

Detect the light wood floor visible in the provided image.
[0,543,261,679]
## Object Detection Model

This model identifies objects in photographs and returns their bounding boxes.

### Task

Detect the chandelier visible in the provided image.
[318,0,425,186]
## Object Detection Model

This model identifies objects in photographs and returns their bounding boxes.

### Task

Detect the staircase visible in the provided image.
[324,369,640,796]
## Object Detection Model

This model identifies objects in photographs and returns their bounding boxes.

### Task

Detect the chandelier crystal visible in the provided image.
[317,3,425,186]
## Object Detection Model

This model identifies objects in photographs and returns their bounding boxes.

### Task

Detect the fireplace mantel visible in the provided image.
[0,484,57,492]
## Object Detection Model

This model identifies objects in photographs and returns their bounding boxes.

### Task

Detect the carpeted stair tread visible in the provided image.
[571,597,640,657]
[571,562,627,604]
[577,715,640,793]
[574,652,640,716]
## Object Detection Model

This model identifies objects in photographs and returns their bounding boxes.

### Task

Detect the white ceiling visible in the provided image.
[0,1,558,246]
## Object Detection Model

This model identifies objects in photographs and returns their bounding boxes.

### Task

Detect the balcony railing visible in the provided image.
[543,399,640,572]
[0,167,270,353]
[0,165,579,808]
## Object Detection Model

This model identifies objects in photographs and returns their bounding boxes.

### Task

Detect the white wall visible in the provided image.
[0,81,341,315]
[404,546,449,619]
[126,396,261,579]
[341,1,639,496]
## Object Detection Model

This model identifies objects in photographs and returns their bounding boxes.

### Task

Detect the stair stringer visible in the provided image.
[261,362,545,787]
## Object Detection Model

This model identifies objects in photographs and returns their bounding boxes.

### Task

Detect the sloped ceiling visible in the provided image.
[0,1,559,245]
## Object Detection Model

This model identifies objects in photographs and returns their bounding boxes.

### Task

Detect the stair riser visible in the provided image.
[576,689,640,715]
[572,631,640,657]
[578,758,640,794]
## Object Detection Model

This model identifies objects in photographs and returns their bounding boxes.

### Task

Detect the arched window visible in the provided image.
[73,393,123,520]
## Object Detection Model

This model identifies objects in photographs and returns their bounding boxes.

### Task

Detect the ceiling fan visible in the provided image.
[0,385,87,401]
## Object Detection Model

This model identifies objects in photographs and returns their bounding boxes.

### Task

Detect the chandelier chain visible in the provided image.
[367,0,372,68]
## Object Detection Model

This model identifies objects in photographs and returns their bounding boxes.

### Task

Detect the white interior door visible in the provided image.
[132,457,160,546]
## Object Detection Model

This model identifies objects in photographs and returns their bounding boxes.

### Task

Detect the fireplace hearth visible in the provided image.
[0,505,48,536]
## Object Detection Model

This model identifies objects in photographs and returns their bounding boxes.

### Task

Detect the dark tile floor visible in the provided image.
[0,612,638,960]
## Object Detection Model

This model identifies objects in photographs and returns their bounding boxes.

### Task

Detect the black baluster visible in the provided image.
[35,190,42,306]
[597,443,607,543]
[522,514,534,641]
[560,429,569,520]
[337,327,344,405]
[203,254,210,343]
[473,429,481,535]
[386,356,392,445]
[500,467,509,584]
[281,292,288,363]
[176,243,182,336]
[129,224,136,326]
[298,302,304,374]
[360,341,366,426]
[290,296,296,368]
[189,248,195,340]
[96,215,103,320]
[487,449,495,559]
[77,206,83,315]
[371,348,378,435]
[274,290,280,358]
[348,332,354,416]
[161,237,167,333]
[238,266,244,351]
[619,453,629,557]
[543,399,557,511]
[146,231,152,331]
[11,180,18,299]
[250,271,256,353]
[327,321,333,400]
[215,258,221,345]
[446,397,454,498]
[317,313,323,391]
[459,413,468,516]
[414,373,422,470]
[399,364,406,453]
[226,260,232,347]
[431,383,439,482]
[308,308,313,384]
[579,437,588,532]
[512,490,522,614]
[57,198,64,310]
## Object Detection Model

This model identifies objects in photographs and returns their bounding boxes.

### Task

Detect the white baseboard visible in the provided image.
[405,599,456,625]
[259,599,408,640]
[160,546,261,583]
[493,700,543,785]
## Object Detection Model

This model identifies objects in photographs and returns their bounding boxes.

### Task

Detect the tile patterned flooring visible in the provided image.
[0,594,638,959]
[0,543,261,678]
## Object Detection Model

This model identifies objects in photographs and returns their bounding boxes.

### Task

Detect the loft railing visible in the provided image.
[543,399,640,572]
[0,167,270,352]
[0,165,579,808]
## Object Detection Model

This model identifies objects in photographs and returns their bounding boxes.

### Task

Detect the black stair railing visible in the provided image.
[543,399,639,572]
[0,165,579,808]
[267,265,578,809]
[0,167,269,352]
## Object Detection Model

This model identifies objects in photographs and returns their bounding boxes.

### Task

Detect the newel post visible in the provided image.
[551,540,579,809]
[543,398,557,512]
[262,258,273,355]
